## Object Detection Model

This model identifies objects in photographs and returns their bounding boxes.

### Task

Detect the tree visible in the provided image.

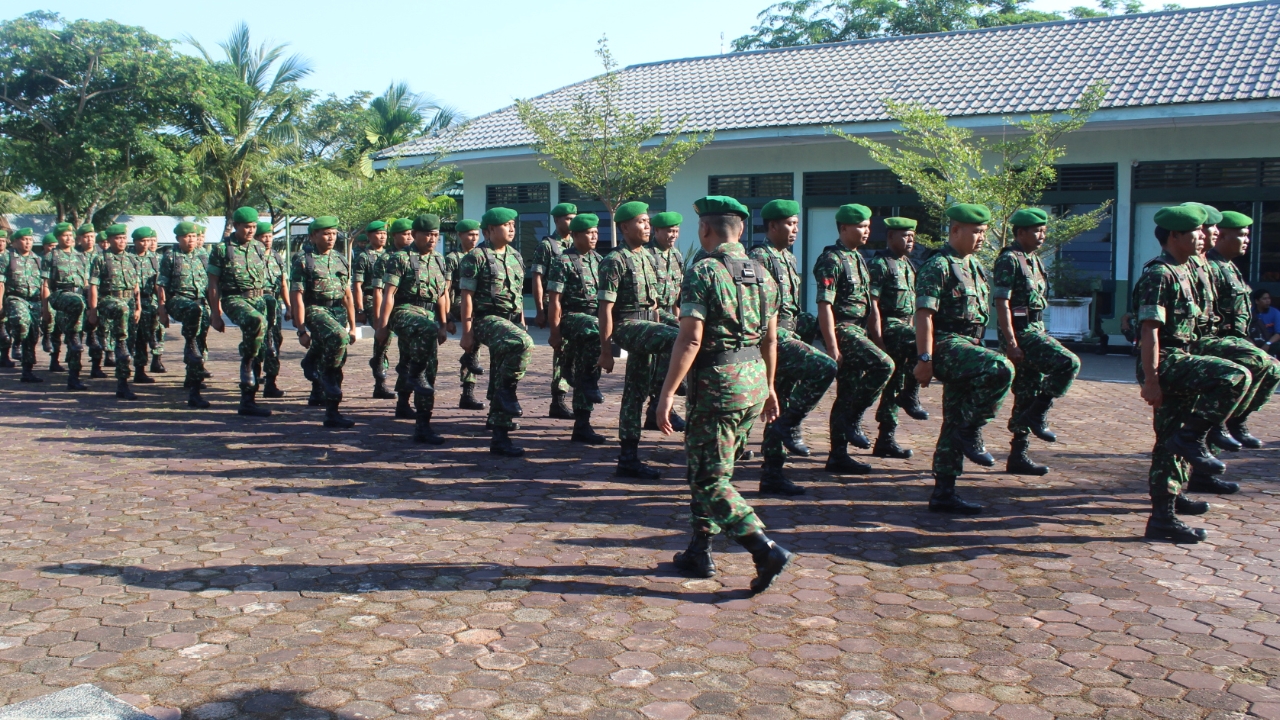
[516,37,713,240]
[359,83,462,176]
[835,80,1111,263]
[282,162,456,248]
[298,91,373,170]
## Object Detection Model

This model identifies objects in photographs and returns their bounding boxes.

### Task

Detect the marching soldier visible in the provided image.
[459,207,534,456]
[158,222,212,408]
[654,195,794,593]
[914,204,1014,514]
[868,217,929,461]
[292,216,357,428]
[87,224,142,400]
[645,211,687,432]
[814,204,895,475]
[207,206,273,417]
[752,199,837,495]
[378,213,450,445]
[39,232,59,365]
[354,220,394,399]
[546,213,608,444]
[76,226,108,379]
[446,219,485,411]
[993,208,1081,475]
[256,221,287,398]
[532,203,578,419]
[148,234,167,375]
[1,228,46,383]
[128,227,162,385]
[378,218,416,417]
[41,223,91,390]
[598,201,680,480]
[0,229,9,366]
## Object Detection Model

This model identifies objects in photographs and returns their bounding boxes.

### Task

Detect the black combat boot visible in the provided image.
[132,363,155,384]
[578,369,604,405]
[238,356,254,388]
[953,424,996,467]
[237,388,272,417]
[0,346,12,368]
[825,438,871,475]
[1207,422,1242,452]
[734,530,795,595]
[549,392,574,419]
[1015,395,1057,442]
[494,379,523,417]
[103,353,115,368]
[395,390,415,418]
[872,426,912,459]
[643,402,661,431]
[372,376,394,400]
[66,368,87,391]
[262,376,285,398]
[323,397,355,428]
[187,384,210,409]
[898,375,929,420]
[672,531,716,578]
[20,363,42,383]
[68,332,84,354]
[318,369,343,400]
[1187,472,1239,494]
[114,344,131,371]
[571,409,607,444]
[667,409,686,432]
[1144,494,1207,543]
[89,355,107,379]
[308,381,326,407]
[490,427,524,457]
[928,475,983,515]
[115,378,136,401]
[617,439,661,481]
[760,458,805,496]
[1226,418,1262,449]
[1165,416,1226,475]
[843,411,872,449]
[461,350,484,376]
[252,359,264,389]
[459,382,485,410]
[182,336,201,365]
[413,399,446,445]
[150,355,165,374]
[300,351,319,383]
[1006,435,1049,476]
[1175,494,1209,515]
[49,354,64,372]
[764,409,811,456]
[41,332,52,354]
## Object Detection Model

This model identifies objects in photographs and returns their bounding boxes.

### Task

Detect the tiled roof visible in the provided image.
[381,0,1280,159]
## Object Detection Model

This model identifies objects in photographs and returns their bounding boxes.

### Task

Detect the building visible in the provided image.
[377,0,1280,339]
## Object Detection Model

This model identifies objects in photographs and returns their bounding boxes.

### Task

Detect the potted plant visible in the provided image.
[1045,257,1093,340]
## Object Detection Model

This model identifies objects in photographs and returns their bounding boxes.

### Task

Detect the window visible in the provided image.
[558,183,666,205]
[486,183,550,207]
[803,170,906,197]
[1135,159,1280,190]
[1044,164,1117,192]
[708,174,793,200]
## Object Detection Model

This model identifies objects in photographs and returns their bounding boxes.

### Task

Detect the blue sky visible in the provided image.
[21,0,1233,121]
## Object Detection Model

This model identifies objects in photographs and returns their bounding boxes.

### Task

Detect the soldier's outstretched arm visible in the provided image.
[655,316,703,435]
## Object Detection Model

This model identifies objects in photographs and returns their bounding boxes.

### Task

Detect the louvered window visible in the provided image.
[557,183,666,204]
[1044,164,1116,192]
[803,170,905,196]
[486,183,550,206]
[708,174,793,199]
[1135,159,1280,190]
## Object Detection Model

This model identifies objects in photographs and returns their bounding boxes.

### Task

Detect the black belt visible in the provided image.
[168,293,204,302]
[395,296,435,308]
[938,322,985,340]
[476,310,523,324]
[307,298,345,308]
[55,286,85,295]
[225,288,264,299]
[616,309,658,322]
[778,316,797,331]
[566,305,599,316]
[104,290,136,299]
[694,346,761,370]
[1011,307,1043,332]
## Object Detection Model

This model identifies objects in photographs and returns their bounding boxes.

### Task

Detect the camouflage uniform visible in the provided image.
[354,247,391,384]
[916,247,1014,477]
[290,249,352,388]
[2,250,45,367]
[681,242,778,537]
[206,237,270,380]
[867,249,922,432]
[649,243,686,411]
[262,247,286,385]
[1199,250,1280,426]
[547,246,603,414]
[82,247,108,371]
[459,246,532,430]
[42,248,91,376]
[532,234,573,408]
[0,248,9,363]
[158,247,210,389]
[384,247,448,423]
[445,248,481,387]
[129,249,162,377]
[89,250,140,381]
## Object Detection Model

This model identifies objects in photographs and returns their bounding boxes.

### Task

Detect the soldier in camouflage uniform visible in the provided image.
[1134,204,1251,543]
[598,201,680,480]
[645,211,688,433]
[158,222,211,408]
[531,203,577,419]
[73,226,108,379]
[547,213,608,444]
[653,196,794,594]
[0,230,9,366]
[378,214,450,444]
[993,208,1081,476]
[446,219,485,410]
[256,221,287,398]
[1,228,46,383]
[751,200,837,495]
[38,232,60,366]
[148,235,167,374]
[87,224,142,400]
[41,224,91,390]
[376,219,417,418]
[353,220,394,399]
[127,227,162,385]
[867,217,929,462]
[814,204,895,475]
[292,216,357,428]
[207,206,273,417]
[914,204,1014,514]
[459,207,534,456]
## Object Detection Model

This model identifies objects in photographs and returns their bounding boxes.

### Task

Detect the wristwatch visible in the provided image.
[918,353,932,363]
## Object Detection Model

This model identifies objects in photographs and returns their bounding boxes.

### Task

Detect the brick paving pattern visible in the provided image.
[0,330,1277,720]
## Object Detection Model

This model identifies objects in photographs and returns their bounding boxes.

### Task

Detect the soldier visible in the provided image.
[148,235,167,372]
[207,206,273,417]
[868,216,929,461]
[41,223,91,391]
[74,226,108,379]
[292,216,357,428]
[547,213,608,444]
[158,222,212,408]
[127,227,162,385]
[993,208,1081,476]
[379,218,417,418]
[645,211,688,433]
[0,229,9,366]
[598,201,680,480]
[39,232,59,363]
[531,203,578,419]
[446,219,485,411]
[1,228,46,383]
[653,195,793,593]
[354,220,394,399]
[751,200,837,495]
[814,204,895,475]
[87,224,142,400]
[377,213,450,444]
[1134,204,1250,542]
[256,220,287,398]
[914,204,1014,514]
[459,207,534,456]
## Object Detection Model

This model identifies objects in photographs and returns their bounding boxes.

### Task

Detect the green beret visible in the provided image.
[389,218,414,234]
[455,219,481,233]
[105,223,128,237]
[550,203,578,217]
[650,211,684,229]
[355,233,367,242]
[412,214,441,232]
[481,207,519,228]
[255,221,273,236]
[77,224,95,236]
[0,229,7,238]
[231,207,259,224]
[1182,202,1222,226]
[174,221,198,237]
[1009,207,1049,228]
[761,199,800,221]
[308,216,339,233]
[835,204,872,225]
[12,228,33,239]
[96,232,106,242]
[1155,205,1208,232]
[569,214,600,233]
[693,196,749,219]
[131,226,157,240]
[884,217,917,231]
[614,201,650,224]
[54,222,73,234]
[1219,211,1253,229]
[366,220,386,232]
[42,233,56,246]
[945,203,992,225]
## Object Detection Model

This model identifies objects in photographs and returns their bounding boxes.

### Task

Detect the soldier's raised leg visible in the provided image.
[761,327,836,495]
[474,316,533,456]
[1006,331,1080,476]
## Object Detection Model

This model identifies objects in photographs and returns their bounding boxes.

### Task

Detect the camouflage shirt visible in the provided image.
[1133,250,1201,349]
[649,244,685,309]
[598,244,659,315]
[813,242,872,323]
[546,247,602,315]
[2,251,44,299]
[264,248,286,297]
[290,250,351,304]
[353,248,386,296]
[459,245,524,317]
[1205,248,1252,338]
[42,248,91,293]
[530,234,571,280]
[385,249,447,306]
[158,248,208,299]
[867,249,917,320]
[1187,253,1218,334]
[90,249,141,293]
[132,250,161,299]
[445,250,466,309]
[991,245,1048,312]
[751,244,803,321]
[916,246,991,335]
[206,238,268,294]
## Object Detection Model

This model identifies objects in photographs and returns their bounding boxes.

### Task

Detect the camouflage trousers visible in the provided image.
[829,321,894,441]
[931,333,1014,477]
[389,304,441,414]
[1145,348,1250,497]
[793,311,819,346]
[649,310,682,403]
[129,296,161,370]
[304,305,350,371]
[167,295,210,388]
[474,315,533,430]
[561,312,602,413]
[614,319,679,442]
[1194,335,1280,422]
[96,296,135,381]
[447,305,480,386]
[687,363,767,538]
[50,291,87,373]
[222,294,267,361]
[1007,325,1081,436]
[764,326,837,463]
[263,294,283,380]
[874,317,920,431]
[42,305,56,355]
[4,296,41,366]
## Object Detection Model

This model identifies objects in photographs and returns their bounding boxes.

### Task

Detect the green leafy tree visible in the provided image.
[516,37,713,239]
[358,83,462,176]
[282,162,456,248]
[298,91,373,169]
[835,80,1111,264]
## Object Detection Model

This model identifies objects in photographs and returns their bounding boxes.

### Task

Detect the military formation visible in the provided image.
[1,196,1273,591]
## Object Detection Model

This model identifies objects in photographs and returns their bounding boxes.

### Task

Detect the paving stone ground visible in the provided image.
[0,329,1277,720]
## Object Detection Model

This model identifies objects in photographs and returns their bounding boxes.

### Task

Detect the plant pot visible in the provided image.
[1046,297,1092,340]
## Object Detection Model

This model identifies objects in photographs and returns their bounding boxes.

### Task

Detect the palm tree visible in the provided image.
[359,82,464,176]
